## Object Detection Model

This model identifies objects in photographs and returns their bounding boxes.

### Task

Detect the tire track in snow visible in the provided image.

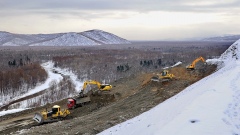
[223,64,240,134]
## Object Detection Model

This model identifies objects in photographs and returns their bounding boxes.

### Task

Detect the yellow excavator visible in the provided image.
[151,70,175,82]
[33,105,70,124]
[79,80,112,97]
[186,56,205,70]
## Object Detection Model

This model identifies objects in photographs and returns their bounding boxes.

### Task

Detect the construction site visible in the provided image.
[0,59,217,134]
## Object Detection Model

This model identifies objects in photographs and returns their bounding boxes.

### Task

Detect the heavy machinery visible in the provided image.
[186,56,205,70]
[33,105,70,124]
[67,96,91,109]
[79,80,112,97]
[151,70,175,82]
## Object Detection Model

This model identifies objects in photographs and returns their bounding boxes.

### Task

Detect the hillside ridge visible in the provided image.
[0,30,131,46]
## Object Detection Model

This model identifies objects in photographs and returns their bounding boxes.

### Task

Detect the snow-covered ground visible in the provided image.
[0,108,27,117]
[98,39,240,135]
[163,61,182,69]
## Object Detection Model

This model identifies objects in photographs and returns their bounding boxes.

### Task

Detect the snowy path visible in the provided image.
[99,61,240,135]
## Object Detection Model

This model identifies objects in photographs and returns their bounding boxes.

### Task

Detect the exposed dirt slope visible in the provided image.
[0,65,216,135]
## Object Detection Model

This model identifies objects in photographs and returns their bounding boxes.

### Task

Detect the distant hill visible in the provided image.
[202,35,240,42]
[0,30,131,46]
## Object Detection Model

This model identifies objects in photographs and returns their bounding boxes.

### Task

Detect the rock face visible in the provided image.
[0,30,131,46]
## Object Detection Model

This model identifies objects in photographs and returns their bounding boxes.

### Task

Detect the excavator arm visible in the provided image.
[187,56,205,70]
[81,80,112,93]
[82,80,101,91]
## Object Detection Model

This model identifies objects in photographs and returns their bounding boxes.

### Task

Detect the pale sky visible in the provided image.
[0,0,240,40]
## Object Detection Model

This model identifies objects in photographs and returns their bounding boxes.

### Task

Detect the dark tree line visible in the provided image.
[8,55,31,67]
[0,63,47,97]
[117,64,130,72]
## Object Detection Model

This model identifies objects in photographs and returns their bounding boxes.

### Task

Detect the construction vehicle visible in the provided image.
[67,96,91,109]
[151,70,175,82]
[33,105,70,124]
[79,80,112,96]
[186,56,205,70]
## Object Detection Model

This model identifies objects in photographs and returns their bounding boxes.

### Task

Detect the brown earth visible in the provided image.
[0,65,216,135]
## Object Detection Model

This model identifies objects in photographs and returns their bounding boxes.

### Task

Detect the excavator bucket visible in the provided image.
[33,112,44,124]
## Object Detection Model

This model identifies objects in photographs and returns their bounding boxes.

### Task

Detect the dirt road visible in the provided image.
[0,65,216,135]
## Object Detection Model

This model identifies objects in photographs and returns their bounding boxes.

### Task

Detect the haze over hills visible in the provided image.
[0,30,131,46]
[202,35,240,42]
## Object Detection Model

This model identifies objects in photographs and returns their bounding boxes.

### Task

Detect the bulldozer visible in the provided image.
[33,105,70,124]
[186,56,205,70]
[151,70,175,82]
[79,80,112,97]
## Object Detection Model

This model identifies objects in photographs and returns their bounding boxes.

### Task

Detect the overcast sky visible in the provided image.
[0,0,240,40]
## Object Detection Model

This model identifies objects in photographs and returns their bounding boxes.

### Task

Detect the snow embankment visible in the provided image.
[0,108,27,117]
[99,39,240,135]
[163,61,182,69]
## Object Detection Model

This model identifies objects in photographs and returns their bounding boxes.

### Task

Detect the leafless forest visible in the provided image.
[0,41,232,102]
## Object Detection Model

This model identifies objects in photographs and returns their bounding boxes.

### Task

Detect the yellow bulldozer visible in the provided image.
[151,70,175,82]
[33,105,70,124]
[186,56,205,70]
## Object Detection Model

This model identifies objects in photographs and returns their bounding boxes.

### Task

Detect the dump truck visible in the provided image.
[67,96,91,109]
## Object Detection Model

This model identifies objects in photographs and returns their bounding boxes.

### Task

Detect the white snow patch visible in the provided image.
[0,108,27,116]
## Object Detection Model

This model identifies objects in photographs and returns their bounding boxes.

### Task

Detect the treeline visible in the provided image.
[50,41,231,84]
[0,63,47,98]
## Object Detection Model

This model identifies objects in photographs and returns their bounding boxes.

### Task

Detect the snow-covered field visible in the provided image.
[98,40,240,135]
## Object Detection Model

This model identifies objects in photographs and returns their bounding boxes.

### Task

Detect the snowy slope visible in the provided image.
[99,39,240,135]
[30,32,100,46]
[81,30,131,44]
[0,30,131,46]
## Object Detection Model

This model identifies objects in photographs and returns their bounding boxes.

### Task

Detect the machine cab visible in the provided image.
[67,98,75,109]
[100,84,112,90]
[161,70,168,76]
[52,105,60,117]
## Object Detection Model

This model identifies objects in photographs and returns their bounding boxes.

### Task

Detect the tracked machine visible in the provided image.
[186,56,205,70]
[79,80,112,96]
[33,105,70,124]
[151,70,175,82]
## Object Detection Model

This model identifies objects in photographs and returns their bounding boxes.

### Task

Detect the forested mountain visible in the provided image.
[0,30,131,46]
